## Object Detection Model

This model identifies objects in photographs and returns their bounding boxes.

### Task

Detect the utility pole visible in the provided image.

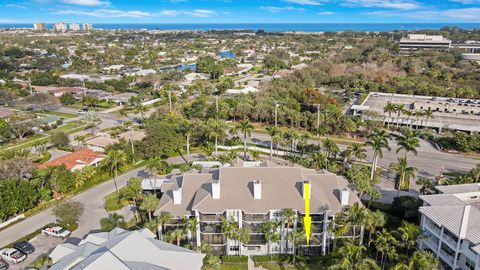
[28,78,33,95]
[215,96,219,113]
[316,104,320,132]
[168,90,172,111]
[274,102,279,128]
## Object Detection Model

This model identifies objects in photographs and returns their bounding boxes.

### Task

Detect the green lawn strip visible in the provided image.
[219,265,248,270]
[41,111,77,118]
[105,187,129,211]
[0,134,48,151]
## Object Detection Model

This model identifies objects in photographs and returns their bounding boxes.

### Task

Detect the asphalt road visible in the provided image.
[0,154,202,250]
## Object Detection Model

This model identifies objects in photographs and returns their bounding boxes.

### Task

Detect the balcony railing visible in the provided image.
[442,235,458,249]
[423,238,438,251]
[248,235,266,245]
[439,249,454,265]
[201,223,222,234]
[243,222,265,233]
[200,214,223,222]
[243,214,269,222]
[425,221,441,236]
[201,234,224,245]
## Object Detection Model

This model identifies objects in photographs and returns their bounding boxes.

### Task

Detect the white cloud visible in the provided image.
[5,4,27,9]
[366,7,480,20]
[342,0,421,10]
[53,9,153,18]
[159,10,181,16]
[184,9,215,17]
[282,0,323,5]
[60,0,109,6]
[318,11,335,15]
[260,6,305,12]
[449,0,480,3]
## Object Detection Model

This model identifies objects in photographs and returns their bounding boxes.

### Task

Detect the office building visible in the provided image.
[69,23,80,31]
[54,22,67,31]
[49,228,205,270]
[419,183,480,270]
[33,22,47,31]
[155,160,361,256]
[400,34,452,50]
[83,23,93,31]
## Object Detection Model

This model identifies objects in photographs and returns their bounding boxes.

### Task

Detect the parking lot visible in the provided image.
[8,235,64,270]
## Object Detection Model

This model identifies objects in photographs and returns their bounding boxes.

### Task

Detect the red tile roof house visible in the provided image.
[37,148,105,171]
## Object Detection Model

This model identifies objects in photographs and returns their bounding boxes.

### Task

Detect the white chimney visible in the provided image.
[253,180,262,200]
[302,181,311,199]
[173,188,182,205]
[340,188,349,206]
[212,180,220,199]
[459,205,471,239]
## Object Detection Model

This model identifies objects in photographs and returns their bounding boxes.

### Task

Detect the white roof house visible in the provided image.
[419,183,480,269]
[184,73,210,82]
[49,228,205,270]
[226,86,259,95]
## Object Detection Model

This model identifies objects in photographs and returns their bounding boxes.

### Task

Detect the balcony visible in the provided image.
[200,213,224,222]
[442,234,459,249]
[201,234,224,245]
[425,220,441,236]
[243,213,269,222]
[201,223,222,234]
[423,238,438,251]
[243,222,265,233]
[439,249,455,266]
[248,235,266,245]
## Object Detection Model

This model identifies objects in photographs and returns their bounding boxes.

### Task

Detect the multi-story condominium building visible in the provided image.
[83,23,93,31]
[33,22,46,30]
[48,228,205,270]
[419,183,480,270]
[69,23,80,31]
[54,22,67,32]
[154,160,361,256]
[400,34,452,50]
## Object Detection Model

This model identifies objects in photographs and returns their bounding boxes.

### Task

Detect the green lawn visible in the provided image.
[104,188,128,211]
[0,134,48,151]
[254,263,324,270]
[42,110,77,119]
[219,264,248,270]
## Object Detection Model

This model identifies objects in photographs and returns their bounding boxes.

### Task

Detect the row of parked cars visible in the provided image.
[0,226,70,269]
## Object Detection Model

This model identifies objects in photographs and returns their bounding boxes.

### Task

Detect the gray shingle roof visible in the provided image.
[49,229,205,270]
[436,183,480,194]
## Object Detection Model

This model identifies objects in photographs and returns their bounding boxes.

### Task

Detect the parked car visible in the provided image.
[42,226,71,238]
[0,248,26,264]
[78,108,89,115]
[14,241,35,254]
[0,259,8,270]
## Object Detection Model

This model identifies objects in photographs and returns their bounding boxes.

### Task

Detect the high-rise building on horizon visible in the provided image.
[33,22,47,31]
[53,22,67,31]
[83,23,93,31]
[69,23,80,31]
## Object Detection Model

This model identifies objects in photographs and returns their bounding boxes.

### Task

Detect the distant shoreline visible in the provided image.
[1,23,479,32]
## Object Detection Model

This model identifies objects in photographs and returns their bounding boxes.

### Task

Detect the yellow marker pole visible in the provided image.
[303,182,311,245]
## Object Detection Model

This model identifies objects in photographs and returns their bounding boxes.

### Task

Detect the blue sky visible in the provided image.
[0,0,479,24]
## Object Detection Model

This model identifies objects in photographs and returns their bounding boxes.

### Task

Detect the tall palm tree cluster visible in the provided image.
[329,204,439,270]
[383,102,434,130]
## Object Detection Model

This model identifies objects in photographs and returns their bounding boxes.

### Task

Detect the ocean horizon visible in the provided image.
[1,23,480,32]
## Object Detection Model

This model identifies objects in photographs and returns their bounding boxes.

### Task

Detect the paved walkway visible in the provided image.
[0,154,203,248]
[247,256,254,270]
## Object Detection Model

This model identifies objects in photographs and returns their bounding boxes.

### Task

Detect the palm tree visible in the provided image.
[140,194,159,222]
[157,211,173,240]
[237,227,252,256]
[232,119,254,159]
[281,208,297,254]
[100,213,127,231]
[383,102,397,130]
[121,177,143,222]
[187,218,199,243]
[261,220,281,260]
[395,104,405,127]
[329,242,380,270]
[370,229,397,270]
[135,104,147,120]
[469,164,480,183]
[397,221,422,257]
[178,120,194,155]
[221,217,238,257]
[392,250,439,270]
[288,229,304,265]
[341,148,353,166]
[396,129,420,159]
[389,157,417,195]
[265,126,279,159]
[169,228,186,246]
[365,210,386,242]
[366,129,391,180]
[202,142,214,158]
[102,150,127,194]
[413,111,425,130]
[416,177,435,195]
[423,107,434,128]
[310,152,327,170]
[74,135,87,148]
[206,118,227,156]
[350,143,367,162]
[345,203,369,244]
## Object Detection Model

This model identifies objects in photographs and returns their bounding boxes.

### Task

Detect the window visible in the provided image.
[466,257,475,270]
